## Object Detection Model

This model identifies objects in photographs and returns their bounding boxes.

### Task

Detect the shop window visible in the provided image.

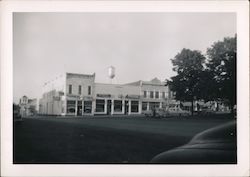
[150,91,154,98]
[142,102,148,111]
[96,99,105,112]
[155,91,159,99]
[68,85,72,94]
[162,92,165,99]
[155,102,160,108]
[143,91,147,98]
[78,85,82,95]
[149,102,160,110]
[88,86,91,95]
[166,92,169,99]
[84,101,92,113]
[67,108,75,113]
[149,102,154,110]
[114,100,122,112]
[131,101,139,113]
[67,100,75,113]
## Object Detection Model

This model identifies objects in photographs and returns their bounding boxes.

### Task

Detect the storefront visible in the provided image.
[93,94,141,115]
[39,73,172,116]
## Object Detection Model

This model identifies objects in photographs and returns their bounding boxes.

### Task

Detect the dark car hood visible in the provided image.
[151,120,236,163]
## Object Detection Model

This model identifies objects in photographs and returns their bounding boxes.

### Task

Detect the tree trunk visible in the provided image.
[191,99,194,116]
[230,102,235,116]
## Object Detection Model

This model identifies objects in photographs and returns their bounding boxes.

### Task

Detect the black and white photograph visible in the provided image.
[1,1,249,177]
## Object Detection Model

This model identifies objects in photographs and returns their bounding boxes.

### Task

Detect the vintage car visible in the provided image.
[143,108,169,118]
[167,106,191,116]
[151,121,236,163]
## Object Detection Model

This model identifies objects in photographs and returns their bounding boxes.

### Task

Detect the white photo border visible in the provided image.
[1,1,249,177]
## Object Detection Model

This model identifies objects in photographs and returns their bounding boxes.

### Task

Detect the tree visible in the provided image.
[13,103,21,118]
[167,48,206,115]
[206,36,236,112]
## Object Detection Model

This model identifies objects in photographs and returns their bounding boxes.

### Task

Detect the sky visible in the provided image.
[13,12,236,103]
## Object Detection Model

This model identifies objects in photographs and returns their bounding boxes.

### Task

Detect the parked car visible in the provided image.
[143,108,169,118]
[200,108,215,115]
[151,121,236,163]
[143,109,152,117]
[154,108,169,118]
[167,106,191,116]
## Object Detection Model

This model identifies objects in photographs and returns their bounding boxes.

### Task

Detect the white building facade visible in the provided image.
[39,73,173,116]
[19,96,38,117]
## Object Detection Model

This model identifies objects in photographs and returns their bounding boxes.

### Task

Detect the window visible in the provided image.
[84,101,92,113]
[142,102,148,111]
[162,92,165,99]
[149,102,160,110]
[155,91,159,99]
[150,91,154,98]
[143,91,147,98]
[67,100,75,113]
[78,85,82,95]
[131,101,139,113]
[96,99,105,112]
[88,86,91,95]
[149,102,154,110]
[114,100,122,112]
[68,85,72,94]
[162,102,167,109]
[166,92,169,99]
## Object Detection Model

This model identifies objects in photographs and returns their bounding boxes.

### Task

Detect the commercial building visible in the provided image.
[38,73,174,116]
[19,95,38,117]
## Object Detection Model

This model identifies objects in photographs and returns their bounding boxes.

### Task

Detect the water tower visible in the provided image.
[108,66,115,83]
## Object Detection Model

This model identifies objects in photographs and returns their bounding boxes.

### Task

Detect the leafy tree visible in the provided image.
[13,103,20,118]
[206,36,236,112]
[167,48,206,115]
[29,105,37,115]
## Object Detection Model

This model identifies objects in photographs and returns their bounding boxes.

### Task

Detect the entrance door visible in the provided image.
[77,101,82,116]
[107,100,112,115]
[124,101,129,115]
[77,106,82,115]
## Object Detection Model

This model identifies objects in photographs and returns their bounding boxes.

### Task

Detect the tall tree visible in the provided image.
[206,36,236,112]
[168,48,206,115]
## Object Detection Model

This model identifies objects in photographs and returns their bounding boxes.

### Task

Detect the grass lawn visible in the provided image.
[14,115,235,164]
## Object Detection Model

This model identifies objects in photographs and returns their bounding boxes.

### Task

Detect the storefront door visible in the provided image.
[107,100,112,115]
[124,101,129,115]
[77,101,82,116]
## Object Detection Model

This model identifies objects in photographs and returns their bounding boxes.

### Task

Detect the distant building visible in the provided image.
[38,73,174,116]
[19,96,38,117]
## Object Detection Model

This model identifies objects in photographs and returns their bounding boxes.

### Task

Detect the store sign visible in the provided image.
[83,96,93,100]
[96,94,111,98]
[67,94,80,98]
[125,95,140,99]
